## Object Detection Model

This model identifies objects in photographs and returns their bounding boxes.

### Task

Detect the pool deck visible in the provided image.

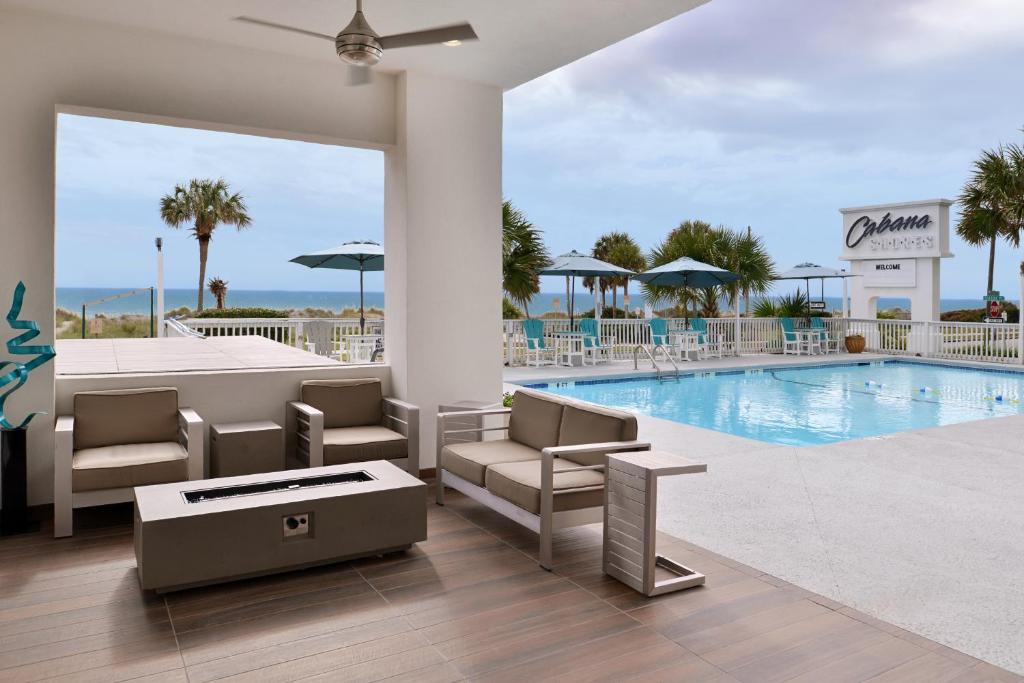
[504,353,1024,674]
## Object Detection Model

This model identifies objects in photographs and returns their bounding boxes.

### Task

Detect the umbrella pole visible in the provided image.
[570,276,575,327]
[359,269,366,335]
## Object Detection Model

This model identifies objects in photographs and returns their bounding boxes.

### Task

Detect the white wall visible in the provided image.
[385,72,504,467]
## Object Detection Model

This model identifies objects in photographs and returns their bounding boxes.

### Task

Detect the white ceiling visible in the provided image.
[0,0,708,89]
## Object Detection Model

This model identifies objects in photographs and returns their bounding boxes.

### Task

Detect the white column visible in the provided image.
[385,72,503,469]
[1018,271,1024,365]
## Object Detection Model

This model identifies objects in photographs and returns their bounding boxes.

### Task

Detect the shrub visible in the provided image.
[191,307,289,319]
[502,298,524,319]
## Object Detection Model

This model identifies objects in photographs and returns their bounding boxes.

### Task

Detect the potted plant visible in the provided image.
[845,333,866,353]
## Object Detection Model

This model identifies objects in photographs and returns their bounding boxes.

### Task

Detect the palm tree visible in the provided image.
[208,277,229,310]
[160,178,251,311]
[956,144,1024,293]
[502,200,550,317]
[642,220,776,317]
[584,232,645,318]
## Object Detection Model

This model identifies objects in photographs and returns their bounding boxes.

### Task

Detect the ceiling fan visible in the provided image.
[235,0,478,85]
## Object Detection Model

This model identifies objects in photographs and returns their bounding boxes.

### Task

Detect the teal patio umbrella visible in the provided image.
[538,250,636,326]
[290,240,384,334]
[634,256,740,326]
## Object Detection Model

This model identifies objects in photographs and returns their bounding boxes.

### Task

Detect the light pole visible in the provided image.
[155,237,165,337]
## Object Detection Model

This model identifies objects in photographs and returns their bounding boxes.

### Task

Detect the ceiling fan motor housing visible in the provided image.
[336,11,383,66]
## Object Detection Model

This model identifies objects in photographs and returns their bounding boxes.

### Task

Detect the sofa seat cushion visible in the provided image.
[508,389,564,452]
[322,426,407,465]
[556,403,638,467]
[301,379,383,429]
[441,439,540,486]
[485,459,605,514]
[72,441,188,492]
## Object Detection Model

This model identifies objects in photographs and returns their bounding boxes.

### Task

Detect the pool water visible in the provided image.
[525,361,1024,446]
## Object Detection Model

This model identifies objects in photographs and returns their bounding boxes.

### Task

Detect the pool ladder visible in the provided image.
[633,344,680,382]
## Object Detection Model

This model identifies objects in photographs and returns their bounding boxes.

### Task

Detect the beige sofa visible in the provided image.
[286,378,420,477]
[53,387,204,538]
[437,389,649,569]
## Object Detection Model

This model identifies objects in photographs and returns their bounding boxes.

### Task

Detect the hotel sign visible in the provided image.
[862,259,916,288]
[840,200,951,261]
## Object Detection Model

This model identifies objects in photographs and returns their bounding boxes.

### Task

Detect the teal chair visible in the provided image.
[779,318,802,355]
[648,318,670,347]
[522,319,555,366]
[810,317,836,353]
[577,318,610,364]
[689,318,723,358]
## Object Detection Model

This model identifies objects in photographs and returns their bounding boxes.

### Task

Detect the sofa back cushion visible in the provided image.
[74,387,179,451]
[301,378,383,429]
[557,402,638,466]
[508,390,564,452]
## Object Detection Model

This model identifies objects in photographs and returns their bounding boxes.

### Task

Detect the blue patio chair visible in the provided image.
[648,318,670,347]
[690,318,723,358]
[810,317,837,354]
[577,318,610,365]
[522,318,555,366]
[779,318,802,355]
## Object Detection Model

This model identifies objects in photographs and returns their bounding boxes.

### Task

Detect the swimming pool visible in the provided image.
[523,360,1024,446]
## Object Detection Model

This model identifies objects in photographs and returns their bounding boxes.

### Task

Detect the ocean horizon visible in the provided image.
[56,287,1008,317]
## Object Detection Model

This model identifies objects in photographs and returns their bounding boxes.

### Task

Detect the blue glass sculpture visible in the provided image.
[0,282,56,429]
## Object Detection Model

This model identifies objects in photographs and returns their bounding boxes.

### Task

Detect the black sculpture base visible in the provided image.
[1,428,37,535]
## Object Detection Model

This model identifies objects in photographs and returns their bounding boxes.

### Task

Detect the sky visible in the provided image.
[56,0,1024,300]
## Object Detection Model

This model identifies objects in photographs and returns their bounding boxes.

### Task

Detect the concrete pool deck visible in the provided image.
[504,354,1024,674]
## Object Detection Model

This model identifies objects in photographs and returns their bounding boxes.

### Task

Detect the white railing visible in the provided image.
[179,318,386,362]
[502,316,1021,366]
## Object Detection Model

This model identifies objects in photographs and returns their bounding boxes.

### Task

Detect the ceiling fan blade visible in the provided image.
[234,16,335,42]
[378,22,477,50]
[347,64,373,86]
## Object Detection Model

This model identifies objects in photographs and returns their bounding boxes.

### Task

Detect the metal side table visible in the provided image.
[604,450,708,596]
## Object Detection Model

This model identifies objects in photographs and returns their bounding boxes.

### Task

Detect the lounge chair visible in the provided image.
[286,378,420,477]
[690,318,723,359]
[436,389,650,569]
[53,387,204,537]
[810,317,838,354]
[780,318,802,355]
[523,318,555,367]
[578,318,611,364]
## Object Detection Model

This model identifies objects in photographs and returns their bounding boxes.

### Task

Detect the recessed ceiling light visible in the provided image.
[443,39,462,47]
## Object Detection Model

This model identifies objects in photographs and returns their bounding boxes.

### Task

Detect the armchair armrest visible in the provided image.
[383,397,420,477]
[287,400,324,468]
[53,416,75,538]
[178,408,204,480]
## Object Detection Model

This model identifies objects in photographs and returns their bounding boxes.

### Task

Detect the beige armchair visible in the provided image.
[53,387,204,538]
[286,378,420,477]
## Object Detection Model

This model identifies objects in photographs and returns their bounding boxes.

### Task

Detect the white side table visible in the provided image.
[604,450,708,596]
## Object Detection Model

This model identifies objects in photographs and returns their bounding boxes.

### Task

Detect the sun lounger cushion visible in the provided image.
[72,441,188,492]
[322,425,407,465]
[485,458,605,514]
[508,389,564,451]
[441,439,541,486]
[73,388,179,451]
[556,403,638,466]
[301,378,383,429]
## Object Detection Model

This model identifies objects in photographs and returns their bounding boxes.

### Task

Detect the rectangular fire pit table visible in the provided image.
[604,450,707,596]
[134,461,426,592]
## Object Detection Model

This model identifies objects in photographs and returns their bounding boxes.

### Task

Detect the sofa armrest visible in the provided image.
[383,397,420,477]
[178,408,204,480]
[287,400,324,468]
[541,440,652,463]
[437,407,511,446]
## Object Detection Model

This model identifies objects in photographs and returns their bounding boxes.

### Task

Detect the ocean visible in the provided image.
[56,287,1000,316]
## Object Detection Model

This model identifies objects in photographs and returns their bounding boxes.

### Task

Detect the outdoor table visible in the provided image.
[795,329,821,355]
[669,331,702,361]
[550,331,586,367]
[604,450,708,596]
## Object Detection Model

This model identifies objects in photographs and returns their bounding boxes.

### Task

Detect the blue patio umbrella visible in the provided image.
[775,262,856,317]
[290,240,384,334]
[633,257,740,326]
[538,250,636,326]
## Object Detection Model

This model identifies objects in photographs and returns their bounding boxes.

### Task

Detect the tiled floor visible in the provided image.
[1,488,1018,682]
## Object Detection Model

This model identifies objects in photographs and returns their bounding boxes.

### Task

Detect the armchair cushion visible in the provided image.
[301,379,383,429]
[556,403,638,466]
[485,459,605,514]
[441,438,541,486]
[508,390,564,452]
[73,388,179,451]
[72,441,188,492]
[322,425,407,465]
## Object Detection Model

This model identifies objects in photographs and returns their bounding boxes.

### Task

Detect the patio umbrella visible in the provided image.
[633,257,740,327]
[538,250,636,327]
[290,240,384,334]
[774,262,855,318]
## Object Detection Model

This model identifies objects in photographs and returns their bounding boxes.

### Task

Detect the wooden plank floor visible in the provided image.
[1,488,1020,683]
